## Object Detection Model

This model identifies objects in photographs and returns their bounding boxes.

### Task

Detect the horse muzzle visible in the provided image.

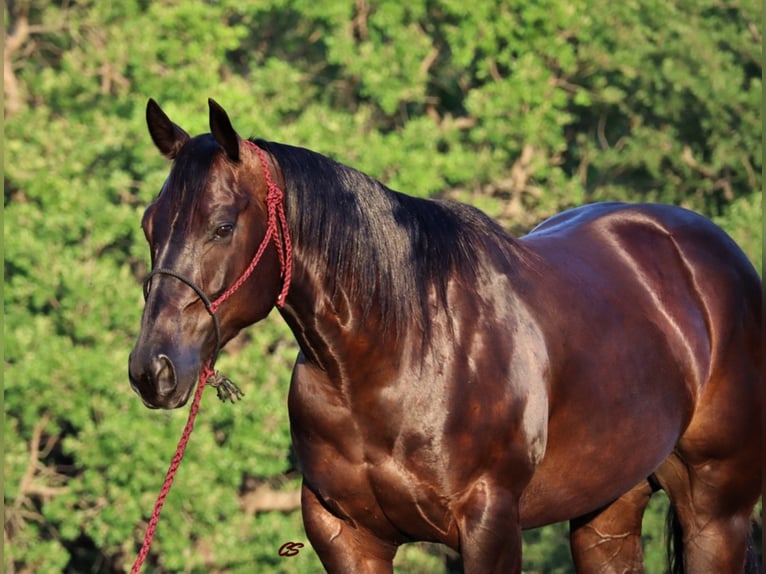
[128,348,198,409]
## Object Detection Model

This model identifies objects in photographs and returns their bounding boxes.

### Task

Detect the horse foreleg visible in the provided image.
[569,480,653,573]
[301,483,397,574]
[456,479,523,574]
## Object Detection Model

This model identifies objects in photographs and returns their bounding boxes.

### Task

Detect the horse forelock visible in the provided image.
[158,135,220,233]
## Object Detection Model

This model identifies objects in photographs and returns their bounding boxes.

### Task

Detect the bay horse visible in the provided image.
[129,99,762,573]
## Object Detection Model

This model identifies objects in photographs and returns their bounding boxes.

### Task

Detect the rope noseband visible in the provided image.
[131,142,291,573]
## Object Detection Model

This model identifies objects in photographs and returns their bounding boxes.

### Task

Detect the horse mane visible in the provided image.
[255,139,532,336]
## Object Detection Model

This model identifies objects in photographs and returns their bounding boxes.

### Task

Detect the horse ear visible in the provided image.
[208,98,240,162]
[146,99,190,160]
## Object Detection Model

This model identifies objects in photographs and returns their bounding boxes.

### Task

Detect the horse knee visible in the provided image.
[301,484,396,573]
[570,481,653,573]
[456,480,523,574]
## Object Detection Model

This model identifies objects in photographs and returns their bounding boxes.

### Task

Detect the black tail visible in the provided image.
[666,504,761,573]
[744,528,760,574]
[666,504,684,574]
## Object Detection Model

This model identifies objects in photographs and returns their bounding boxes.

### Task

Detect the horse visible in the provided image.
[129,99,762,573]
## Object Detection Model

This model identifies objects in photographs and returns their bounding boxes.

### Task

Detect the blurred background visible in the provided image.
[4,0,762,572]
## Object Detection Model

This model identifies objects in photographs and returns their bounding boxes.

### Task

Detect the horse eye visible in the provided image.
[214,224,234,239]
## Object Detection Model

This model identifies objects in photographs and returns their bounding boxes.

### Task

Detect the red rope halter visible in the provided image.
[131,142,291,573]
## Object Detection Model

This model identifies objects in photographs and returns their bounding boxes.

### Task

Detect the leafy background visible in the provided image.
[4,0,762,572]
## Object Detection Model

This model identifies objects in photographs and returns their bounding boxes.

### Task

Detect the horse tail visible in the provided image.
[665,503,684,574]
[744,528,760,574]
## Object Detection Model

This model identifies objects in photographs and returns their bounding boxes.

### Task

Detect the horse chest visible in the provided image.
[296,432,459,545]
[288,361,466,541]
[287,349,549,544]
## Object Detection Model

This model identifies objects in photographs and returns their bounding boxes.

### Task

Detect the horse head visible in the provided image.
[129,99,287,409]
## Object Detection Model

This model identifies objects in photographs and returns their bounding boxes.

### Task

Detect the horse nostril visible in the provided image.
[153,354,177,395]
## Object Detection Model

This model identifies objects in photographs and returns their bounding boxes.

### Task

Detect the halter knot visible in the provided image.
[207,369,245,403]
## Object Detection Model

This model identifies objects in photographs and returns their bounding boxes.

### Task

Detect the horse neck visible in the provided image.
[276,242,401,376]
[264,141,515,373]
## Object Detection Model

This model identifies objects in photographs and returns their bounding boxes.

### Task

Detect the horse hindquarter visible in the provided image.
[652,217,762,573]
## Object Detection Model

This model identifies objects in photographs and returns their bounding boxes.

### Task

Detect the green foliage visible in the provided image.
[715,191,763,276]
[4,0,761,572]
[522,521,572,573]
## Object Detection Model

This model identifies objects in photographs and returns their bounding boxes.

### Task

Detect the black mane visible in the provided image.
[160,135,219,231]
[256,140,530,336]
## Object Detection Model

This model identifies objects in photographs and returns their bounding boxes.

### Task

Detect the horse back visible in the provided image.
[524,202,760,394]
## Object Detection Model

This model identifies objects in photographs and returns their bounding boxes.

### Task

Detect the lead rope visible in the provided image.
[131,142,291,573]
